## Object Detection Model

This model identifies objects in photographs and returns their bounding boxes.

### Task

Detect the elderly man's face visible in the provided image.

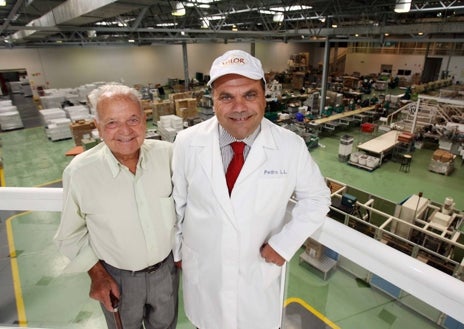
[96,94,146,162]
[212,74,266,140]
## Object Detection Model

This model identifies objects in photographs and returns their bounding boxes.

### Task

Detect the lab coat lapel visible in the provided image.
[195,118,237,227]
[235,119,277,185]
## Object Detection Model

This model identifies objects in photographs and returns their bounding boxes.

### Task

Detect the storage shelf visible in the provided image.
[299,251,337,280]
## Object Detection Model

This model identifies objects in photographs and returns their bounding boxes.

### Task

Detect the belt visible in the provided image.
[101,253,171,275]
[132,253,171,274]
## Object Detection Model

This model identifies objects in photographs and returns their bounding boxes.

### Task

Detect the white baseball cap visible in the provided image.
[207,50,265,87]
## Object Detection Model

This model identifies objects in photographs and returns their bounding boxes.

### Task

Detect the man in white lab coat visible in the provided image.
[172,49,331,329]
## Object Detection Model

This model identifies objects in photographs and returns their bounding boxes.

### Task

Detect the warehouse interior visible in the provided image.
[1,1,464,329]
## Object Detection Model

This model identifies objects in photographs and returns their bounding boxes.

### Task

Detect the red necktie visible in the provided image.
[226,142,245,194]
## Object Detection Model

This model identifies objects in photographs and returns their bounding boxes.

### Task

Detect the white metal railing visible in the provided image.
[1,187,464,324]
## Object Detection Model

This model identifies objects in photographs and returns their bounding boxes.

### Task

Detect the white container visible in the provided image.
[366,156,380,168]
[358,155,368,166]
[350,153,359,163]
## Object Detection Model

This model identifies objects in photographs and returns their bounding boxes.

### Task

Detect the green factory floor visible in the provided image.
[1,95,462,328]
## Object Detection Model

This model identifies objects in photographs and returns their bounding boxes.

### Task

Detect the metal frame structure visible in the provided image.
[0,0,464,48]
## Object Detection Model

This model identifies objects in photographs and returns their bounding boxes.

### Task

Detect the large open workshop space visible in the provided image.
[0,1,464,328]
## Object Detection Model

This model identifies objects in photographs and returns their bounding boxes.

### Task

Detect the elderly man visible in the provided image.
[55,83,178,329]
[172,50,331,329]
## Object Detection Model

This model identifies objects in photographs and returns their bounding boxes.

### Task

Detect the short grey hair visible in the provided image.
[88,83,143,121]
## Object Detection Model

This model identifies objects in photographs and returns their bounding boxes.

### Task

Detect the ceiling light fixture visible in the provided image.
[394,0,411,13]
[271,5,312,12]
[172,2,186,17]
[0,0,6,6]
[200,18,210,28]
[273,12,284,22]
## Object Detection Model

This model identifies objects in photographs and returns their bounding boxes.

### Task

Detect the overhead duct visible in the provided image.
[11,0,153,42]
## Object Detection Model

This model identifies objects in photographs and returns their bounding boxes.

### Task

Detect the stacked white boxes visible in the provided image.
[64,105,91,121]
[39,108,67,125]
[157,115,183,142]
[0,104,24,131]
[45,118,73,141]
[64,91,81,105]
[40,94,66,109]
[0,100,13,107]
[77,84,97,103]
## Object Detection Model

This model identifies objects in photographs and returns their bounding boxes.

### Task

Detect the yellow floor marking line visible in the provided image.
[285,297,340,329]
[6,212,30,327]
[3,180,61,327]
[0,165,5,187]
[36,178,62,187]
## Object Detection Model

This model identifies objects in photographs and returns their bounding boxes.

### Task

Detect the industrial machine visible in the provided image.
[326,178,464,280]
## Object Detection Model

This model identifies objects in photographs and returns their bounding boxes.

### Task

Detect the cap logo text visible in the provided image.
[221,57,246,66]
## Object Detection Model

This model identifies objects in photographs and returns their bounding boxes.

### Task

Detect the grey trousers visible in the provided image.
[101,253,179,329]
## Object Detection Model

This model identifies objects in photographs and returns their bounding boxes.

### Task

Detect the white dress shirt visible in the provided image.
[55,140,176,273]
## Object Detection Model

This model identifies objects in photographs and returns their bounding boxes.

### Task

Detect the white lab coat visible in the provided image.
[172,117,331,329]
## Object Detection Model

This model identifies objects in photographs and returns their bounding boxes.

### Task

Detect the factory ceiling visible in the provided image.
[0,0,463,48]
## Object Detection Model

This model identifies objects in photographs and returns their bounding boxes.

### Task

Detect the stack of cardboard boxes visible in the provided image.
[429,149,455,175]
[70,120,96,146]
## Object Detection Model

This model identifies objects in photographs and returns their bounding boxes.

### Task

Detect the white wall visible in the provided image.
[345,53,425,77]
[345,52,464,82]
[1,43,463,90]
[0,43,313,90]
[445,56,464,83]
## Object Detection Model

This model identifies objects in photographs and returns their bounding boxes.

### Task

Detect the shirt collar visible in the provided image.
[218,124,261,148]
[103,143,145,177]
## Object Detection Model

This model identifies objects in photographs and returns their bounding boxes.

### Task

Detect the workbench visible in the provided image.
[356,130,400,164]
[310,105,376,126]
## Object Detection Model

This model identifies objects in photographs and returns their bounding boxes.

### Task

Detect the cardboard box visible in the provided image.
[70,120,96,146]
[432,149,444,161]
[398,132,414,143]
[440,151,454,162]
[153,101,174,121]
[304,238,324,259]
[432,149,454,162]
[175,98,198,119]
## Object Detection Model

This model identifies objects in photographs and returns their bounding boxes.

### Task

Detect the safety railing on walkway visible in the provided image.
[1,187,464,325]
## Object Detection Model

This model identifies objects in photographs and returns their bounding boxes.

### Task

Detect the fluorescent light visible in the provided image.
[185,3,209,8]
[200,18,210,28]
[394,0,411,13]
[271,5,312,12]
[172,2,186,16]
[156,22,178,27]
[259,10,275,15]
[273,12,284,22]
[0,0,6,7]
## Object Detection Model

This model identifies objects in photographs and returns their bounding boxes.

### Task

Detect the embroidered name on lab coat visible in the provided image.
[263,169,288,176]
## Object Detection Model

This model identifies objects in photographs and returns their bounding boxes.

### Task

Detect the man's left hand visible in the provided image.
[260,243,285,266]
